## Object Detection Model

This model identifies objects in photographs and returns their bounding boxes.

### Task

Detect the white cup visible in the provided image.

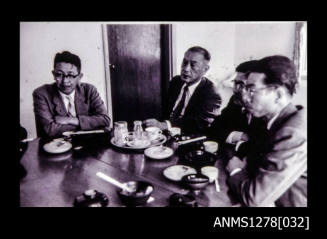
[145,127,162,141]
[169,127,181,136]
[203,141,218,154]
[201,166,219,183]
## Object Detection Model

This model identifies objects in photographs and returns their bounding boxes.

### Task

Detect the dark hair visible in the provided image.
[187,46,211,61]
[54,51,81,73]
[253,55,298,96]
[236,60,259,73]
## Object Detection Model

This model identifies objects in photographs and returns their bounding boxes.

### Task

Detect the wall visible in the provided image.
[20,22,108,138]
[173,22,298,109]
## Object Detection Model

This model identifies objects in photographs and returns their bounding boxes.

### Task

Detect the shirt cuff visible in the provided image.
[235,140,246,151]
[230,168,242,176]
[226,131,244,144]
[165,120,172,131]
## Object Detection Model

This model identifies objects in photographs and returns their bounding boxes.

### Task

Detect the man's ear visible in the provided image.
[78,73,83,79]
[204,64,210,73]
[275,87,284,103]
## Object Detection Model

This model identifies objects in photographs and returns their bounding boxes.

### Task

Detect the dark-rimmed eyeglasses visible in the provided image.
[52,71,79,80]
[243,86,276,97]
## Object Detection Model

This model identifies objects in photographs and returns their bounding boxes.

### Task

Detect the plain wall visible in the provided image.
[20,22,108,138]
[173,22,297,110]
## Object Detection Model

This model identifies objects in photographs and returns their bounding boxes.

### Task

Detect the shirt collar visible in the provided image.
[59,90,75,101]
[183,77,202,96]
[267,111,280,130]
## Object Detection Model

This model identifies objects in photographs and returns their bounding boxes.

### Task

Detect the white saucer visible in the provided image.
[163,165,197,182]
[43,140,72,154]
[126,139,151,149]
[144,146,173,160]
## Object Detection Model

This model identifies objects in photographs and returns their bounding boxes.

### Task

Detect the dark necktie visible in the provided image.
[170,85,189,121]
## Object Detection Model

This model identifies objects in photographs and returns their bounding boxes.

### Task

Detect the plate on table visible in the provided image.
[126,139,151,149]
[43,140,72,154]
[163,165,197,182]
[144,146,174,160]
[110,132,167,150]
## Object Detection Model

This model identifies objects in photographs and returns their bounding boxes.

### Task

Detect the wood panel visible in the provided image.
[107,24,170,127]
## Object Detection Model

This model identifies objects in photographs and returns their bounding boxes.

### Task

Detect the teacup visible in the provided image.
[201,166,219,183]
[203,141,218,154]
[145,127,162,141]
[169,127,181,136]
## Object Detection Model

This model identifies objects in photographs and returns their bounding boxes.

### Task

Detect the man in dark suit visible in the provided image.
[226,55,307,207]
[144,46,221,135]
[207,60,267,144]
[33,51,111,139]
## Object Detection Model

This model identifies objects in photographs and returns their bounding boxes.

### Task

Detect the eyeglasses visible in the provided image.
[52,71,79,80]
[243,86,275,97]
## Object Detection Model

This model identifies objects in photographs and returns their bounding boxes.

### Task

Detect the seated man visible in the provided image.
[207,60,267,145]
[226,55,307,207]
[33,51,111,139]
[144,46,222,135]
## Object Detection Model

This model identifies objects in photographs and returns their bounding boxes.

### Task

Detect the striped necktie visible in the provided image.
[170,85,189,121]
[66,95,76,117]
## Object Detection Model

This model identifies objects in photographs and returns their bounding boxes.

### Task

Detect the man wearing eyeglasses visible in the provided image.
[33,51,111,139]
[226,55,307,207]
[207,60,267,145]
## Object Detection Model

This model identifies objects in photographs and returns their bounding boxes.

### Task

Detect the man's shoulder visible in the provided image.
[33,83,56,96]
[274,104,307,143]
[78,82,97,91]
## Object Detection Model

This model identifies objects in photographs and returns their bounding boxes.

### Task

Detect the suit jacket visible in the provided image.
[227,103,307,207]
[207,95,267,143]
[165,76,222,134]
[33,83,111,139]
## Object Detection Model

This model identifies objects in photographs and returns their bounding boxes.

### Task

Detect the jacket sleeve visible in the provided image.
[77,86,111,130]
[33,90,78,138]
[227,125,307,207]
[172,84,222,134]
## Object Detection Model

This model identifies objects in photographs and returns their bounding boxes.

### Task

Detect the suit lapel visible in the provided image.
[52,85,68,116]
[74,84,88,115]
[184,78,205,115]
[269,103,298,133]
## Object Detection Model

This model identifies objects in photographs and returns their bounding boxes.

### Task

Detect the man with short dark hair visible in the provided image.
[144,46,222,134]
[226,55,307,207]
[207,60,267,145]
[33,51,111,139]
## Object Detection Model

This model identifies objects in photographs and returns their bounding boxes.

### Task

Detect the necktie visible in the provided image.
[170,85,189,121]
[66,95,76,117]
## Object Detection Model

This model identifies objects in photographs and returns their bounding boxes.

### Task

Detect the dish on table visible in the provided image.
[111,132,167,150]
[43,140,72,154]
[144,146,174,160]
[163,165,197,182]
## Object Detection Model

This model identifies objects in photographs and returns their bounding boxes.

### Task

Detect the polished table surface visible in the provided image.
[20,137,239,207]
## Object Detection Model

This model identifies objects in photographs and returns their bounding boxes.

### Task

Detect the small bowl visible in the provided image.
[181,174,209,190]
[117,181,154,206]
[201,166,219,183]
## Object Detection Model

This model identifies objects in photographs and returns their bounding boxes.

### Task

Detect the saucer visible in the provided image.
[144,146,174,160]
[43,140,72,154]
[163,165,197,182]
[126,139,151,149]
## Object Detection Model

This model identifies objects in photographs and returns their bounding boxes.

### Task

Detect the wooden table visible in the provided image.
[20,137,239,207]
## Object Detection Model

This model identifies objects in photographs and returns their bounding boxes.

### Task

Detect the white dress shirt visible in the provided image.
[166,78,202,130]
[59,90,76,117]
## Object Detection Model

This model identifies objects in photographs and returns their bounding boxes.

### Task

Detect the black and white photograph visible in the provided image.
[19,21,307,212]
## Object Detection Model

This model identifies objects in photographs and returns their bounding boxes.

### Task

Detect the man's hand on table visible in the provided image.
[55,116,80,126]
[226,156,246,176]
[143,118,168,130]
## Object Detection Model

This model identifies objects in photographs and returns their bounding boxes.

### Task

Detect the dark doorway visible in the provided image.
[106,24,172,127]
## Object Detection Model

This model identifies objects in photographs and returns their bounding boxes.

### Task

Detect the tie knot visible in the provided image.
[66,95,73,102]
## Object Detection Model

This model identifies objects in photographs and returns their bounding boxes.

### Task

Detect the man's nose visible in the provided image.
[241,92,251,104]
[182,63,191,72]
